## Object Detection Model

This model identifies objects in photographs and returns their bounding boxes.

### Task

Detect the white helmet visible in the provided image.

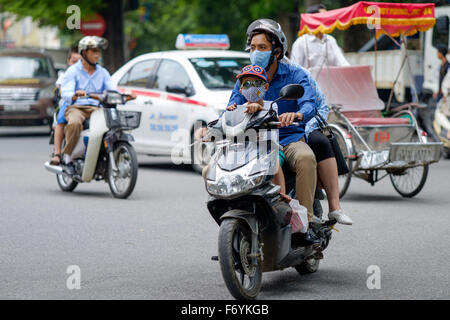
[78,36,108,54]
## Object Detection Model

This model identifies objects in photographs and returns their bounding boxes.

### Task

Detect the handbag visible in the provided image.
[314,112,350,176]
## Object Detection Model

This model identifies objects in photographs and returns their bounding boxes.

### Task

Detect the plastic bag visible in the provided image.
[289,199,308,234]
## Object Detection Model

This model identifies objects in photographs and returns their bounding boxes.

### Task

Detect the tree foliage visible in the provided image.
[126,0,298,57]
[0,0,104,27]
[0,0,432,59]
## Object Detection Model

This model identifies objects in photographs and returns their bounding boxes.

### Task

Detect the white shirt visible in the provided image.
[290,34,350,69]
[56,71,65,88]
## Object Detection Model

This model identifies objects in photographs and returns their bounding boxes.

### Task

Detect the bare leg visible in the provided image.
[51,124,65,163]
[272,161,286,194]
[317,157,341,212]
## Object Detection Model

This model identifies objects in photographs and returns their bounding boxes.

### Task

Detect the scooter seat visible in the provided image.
[348,117,411,126]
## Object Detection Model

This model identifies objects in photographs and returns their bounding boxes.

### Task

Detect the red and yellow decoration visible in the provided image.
[299,1,435,38]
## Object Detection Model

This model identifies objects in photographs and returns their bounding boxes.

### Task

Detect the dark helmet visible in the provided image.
[245,18,288,59]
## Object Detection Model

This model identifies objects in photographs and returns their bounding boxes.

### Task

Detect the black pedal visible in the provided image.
[211,256,219,261]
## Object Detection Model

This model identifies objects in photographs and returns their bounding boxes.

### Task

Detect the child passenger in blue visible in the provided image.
[226,65,287,195]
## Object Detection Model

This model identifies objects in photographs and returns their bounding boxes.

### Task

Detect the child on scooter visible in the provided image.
[226,65,288,196]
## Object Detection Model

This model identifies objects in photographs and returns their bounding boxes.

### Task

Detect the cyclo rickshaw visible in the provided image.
[299,1,443,198]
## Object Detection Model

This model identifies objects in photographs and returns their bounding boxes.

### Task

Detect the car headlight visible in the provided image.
[39,86,55,99]
[206,173,265,198]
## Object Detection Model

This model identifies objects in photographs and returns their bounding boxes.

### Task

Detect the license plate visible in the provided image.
[3,104,30,112]
[389,143,442,163]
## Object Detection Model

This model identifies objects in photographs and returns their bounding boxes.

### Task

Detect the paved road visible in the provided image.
[1,128,449,300]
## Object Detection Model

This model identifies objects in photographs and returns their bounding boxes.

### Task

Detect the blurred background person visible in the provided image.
[49,47,82,165]
[290,3,349,69]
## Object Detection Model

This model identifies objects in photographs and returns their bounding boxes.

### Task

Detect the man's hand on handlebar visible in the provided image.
[72,90,87,101]
[278,112,302,127]
[124,93,137,102]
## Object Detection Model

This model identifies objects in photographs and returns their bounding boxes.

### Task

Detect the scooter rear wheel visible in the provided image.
[56,174,78,192]
[218,218,262,300]
[56,139,78,192]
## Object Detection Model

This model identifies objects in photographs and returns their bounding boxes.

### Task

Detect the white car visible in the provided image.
[111,49,250,172]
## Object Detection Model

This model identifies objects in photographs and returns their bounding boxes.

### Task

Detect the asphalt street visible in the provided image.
[0,127,449,300]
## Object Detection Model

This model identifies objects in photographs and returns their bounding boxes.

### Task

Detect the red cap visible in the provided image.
[236,64,268,82]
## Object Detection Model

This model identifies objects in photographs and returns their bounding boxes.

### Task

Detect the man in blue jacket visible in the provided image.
[227,19,320,226]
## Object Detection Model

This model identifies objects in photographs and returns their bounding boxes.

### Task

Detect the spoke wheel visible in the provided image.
[218,218,262,300]
[389,165,428,198]
[107,142,138,199]
[389,134,429,198]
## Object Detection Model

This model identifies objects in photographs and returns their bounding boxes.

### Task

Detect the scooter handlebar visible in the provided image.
[268,121,300,127]
[83,92,137,103]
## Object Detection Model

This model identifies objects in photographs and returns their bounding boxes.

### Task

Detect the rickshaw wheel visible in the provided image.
[389,165,429,198]
[330,127,352,199]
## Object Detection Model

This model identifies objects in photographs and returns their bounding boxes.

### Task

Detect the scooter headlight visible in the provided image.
[206,173,265,198]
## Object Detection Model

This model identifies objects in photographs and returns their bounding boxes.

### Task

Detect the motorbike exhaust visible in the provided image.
[44,161,65,175]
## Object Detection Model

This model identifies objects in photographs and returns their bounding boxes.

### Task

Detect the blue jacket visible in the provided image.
[228,62,322,146]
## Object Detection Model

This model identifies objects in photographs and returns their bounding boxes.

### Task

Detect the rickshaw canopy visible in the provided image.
[310,65,385,112]
[299,1,435,38]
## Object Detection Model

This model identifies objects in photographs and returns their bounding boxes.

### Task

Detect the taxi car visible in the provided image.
[111,35,250,172]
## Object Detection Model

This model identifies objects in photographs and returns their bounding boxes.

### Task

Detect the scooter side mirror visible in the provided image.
[279,84,304,100]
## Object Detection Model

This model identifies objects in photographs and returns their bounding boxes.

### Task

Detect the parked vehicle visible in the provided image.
[45,91,140,199]
[205,85,335,300]
[0,50,57,126]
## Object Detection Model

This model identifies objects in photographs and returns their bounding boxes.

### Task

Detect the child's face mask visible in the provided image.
[240,80,267,102]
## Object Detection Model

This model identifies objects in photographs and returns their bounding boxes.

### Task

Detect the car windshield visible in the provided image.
[189,57,250,90]
[0,56,54,80]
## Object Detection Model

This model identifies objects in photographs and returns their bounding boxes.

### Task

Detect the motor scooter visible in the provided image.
[45,91,141,199]
[204,84,336,300]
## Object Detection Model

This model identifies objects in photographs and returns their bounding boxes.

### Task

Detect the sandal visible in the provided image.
[50,153,61,166]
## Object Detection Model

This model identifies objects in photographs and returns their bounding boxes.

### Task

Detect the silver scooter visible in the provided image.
[45,91,140,199]
[205,84,336,300]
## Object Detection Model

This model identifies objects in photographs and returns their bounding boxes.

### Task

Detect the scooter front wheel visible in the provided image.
[218,218,262,300]
[107,142,138,199]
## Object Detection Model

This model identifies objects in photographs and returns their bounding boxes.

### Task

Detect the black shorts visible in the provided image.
[307,130,335,163]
